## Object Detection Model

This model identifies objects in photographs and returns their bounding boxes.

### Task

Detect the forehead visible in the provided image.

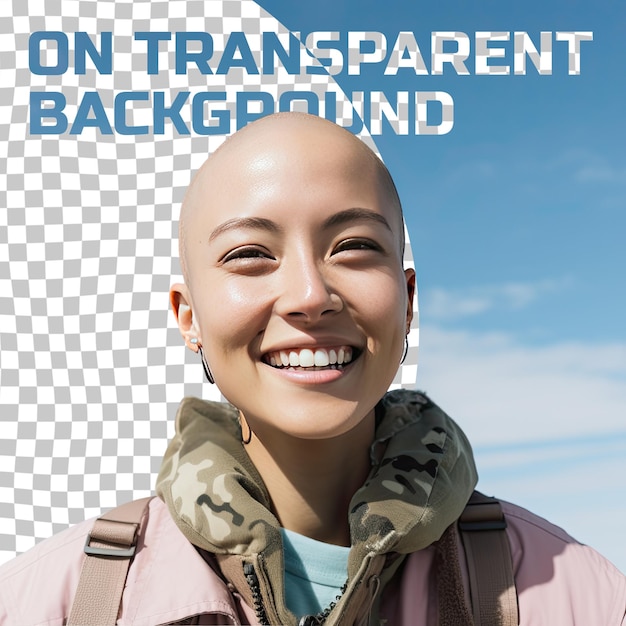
[185,120,398,231]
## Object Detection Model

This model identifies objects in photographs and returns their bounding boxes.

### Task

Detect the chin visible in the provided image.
[254,392,376,442]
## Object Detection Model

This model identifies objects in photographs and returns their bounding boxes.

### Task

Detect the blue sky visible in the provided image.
[257,0,626,572]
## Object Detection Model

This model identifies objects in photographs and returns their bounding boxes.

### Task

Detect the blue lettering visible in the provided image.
[114,92,150,135]
[236,92,274,129]
[134,32,172,74]
[75,32,112,74]
[70,92,113,134]
[278,91,319,115]
[192,92,229,135]
[154,91,190,134]
[176,32,214,74]
[29,32,68,75]
[217,32,258,75]
[29,92,68,134]
[262,32,300,75]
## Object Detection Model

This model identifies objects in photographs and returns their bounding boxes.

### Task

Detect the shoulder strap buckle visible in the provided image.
[68,497,153,626]
[459,495,507,532]
[459,491,519,626]
[84,531,137,558]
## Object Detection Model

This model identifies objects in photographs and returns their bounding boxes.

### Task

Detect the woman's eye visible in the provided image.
[221,247,274,263]
[333,238,383,254]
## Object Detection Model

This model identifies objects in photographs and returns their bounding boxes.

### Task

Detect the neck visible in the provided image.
[245,412,375,546]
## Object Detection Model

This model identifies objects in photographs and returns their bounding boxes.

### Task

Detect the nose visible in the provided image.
[275,252,343,322]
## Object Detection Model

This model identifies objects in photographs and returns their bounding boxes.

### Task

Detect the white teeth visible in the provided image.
[298,349,315,367]
[267,346,355,369]
[314,349,330,366]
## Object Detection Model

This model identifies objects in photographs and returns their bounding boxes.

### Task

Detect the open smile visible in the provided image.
[262,345,361,371]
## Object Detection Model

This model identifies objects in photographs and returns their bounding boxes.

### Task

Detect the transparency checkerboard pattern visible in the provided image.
[0,0,418,563]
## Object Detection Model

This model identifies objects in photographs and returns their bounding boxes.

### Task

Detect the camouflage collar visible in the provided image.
[156,389,478,624]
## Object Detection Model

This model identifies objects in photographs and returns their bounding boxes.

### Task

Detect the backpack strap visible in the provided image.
[67,496,153,626]
[66,493,517,625]
[458,491,519,626]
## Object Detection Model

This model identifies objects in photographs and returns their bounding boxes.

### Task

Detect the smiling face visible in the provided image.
[171,114,415,441]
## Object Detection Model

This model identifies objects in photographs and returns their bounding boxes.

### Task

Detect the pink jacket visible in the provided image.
[0,497,624,626]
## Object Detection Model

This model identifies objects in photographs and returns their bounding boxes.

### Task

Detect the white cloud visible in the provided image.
[542,149,626,184]
[415,325,626,446]
[415,325,626,573]
[426,292,492,319]
[576,165,626,183]
[451,160,497,180]
[423,279,570,321]
[567,150,626,183]
[477,449,626,574]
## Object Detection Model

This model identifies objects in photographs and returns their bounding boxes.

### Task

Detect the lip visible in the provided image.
[259,339,363,385]
[262,351,360,385]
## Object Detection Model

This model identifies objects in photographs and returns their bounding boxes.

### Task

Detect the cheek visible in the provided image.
[347,272,408,350]
[194,277,272,353]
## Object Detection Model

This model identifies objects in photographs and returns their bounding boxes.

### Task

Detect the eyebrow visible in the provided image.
[321,208,393,233]
[209,217,282,242]
[208,208,392,242]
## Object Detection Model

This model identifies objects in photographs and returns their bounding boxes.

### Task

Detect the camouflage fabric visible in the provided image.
[156,390,478,625]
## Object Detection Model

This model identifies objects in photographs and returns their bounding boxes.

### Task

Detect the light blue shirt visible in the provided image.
[280,527,350,619]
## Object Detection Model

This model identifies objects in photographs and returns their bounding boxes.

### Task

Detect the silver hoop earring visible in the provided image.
[196,344,215,384]
[240,415,252,445]
[400,336,409,365]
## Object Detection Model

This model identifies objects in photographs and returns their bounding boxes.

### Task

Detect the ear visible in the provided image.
[170,283,200,351]
[404,268,416,333]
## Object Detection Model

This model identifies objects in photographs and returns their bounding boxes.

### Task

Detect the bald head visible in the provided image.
[179,113,405,282]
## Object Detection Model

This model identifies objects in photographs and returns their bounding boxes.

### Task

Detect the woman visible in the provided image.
[0,113,624,625]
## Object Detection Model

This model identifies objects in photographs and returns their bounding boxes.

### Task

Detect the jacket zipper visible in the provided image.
[298,616,325,626]
[243,562,270,626]
[243,561,381,626]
